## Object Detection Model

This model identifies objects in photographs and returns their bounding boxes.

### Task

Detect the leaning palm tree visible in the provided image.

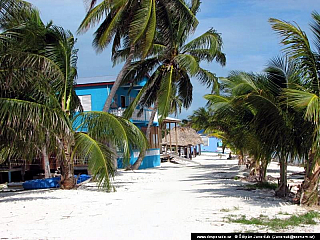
[120,5,226,169]
[0,0,148,190]
[78,0,199,113]
[270,12,320,205]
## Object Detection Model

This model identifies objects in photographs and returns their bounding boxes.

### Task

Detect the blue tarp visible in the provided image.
[22,174,91,190]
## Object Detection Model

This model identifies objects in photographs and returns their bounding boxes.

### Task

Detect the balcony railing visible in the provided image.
[109,108,158,123]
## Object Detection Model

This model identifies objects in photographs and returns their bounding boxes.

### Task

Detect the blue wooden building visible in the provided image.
[198,130,222,153]
[75,76,161,169]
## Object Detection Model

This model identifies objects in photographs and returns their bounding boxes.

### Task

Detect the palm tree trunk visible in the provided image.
[42,146,51,178]
[60,139,75,189]
[275,155,289,197]
[297,152,320,206]
[260,159,268,182]
[103,45,135,112]
[222,145,225,154]
[130,102,158,170]
[238,150,245,165]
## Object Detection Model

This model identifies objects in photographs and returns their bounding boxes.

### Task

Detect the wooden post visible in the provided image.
[158,125,162,150]
[154,127,157,149]
[8,161,12,183]
[169,122,172,153]
[165,123,168,154]
[165,124,167,145]
[175,122,178,153]
[149,127,153,148]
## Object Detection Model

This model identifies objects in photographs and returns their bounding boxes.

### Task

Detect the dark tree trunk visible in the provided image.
[42,146,51,178]
[296,152,320,206]
[60,139,75,189]
[238,150,245,165]
[103,45,135,112]
[130,102,158,170]
[275,155,289,197]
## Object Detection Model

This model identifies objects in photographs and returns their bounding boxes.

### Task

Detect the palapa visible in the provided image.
[162,127,203,147]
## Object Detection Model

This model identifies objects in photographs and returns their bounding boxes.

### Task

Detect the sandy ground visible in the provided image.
[0,153,319,240]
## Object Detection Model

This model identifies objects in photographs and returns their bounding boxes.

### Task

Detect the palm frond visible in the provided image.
[93,6,126,52]
[130,0,153,45]
[73,132,115,191]
[74,111,147,164]
[174,53,199,76]
[0,97,71,141]
[285,88,320,124]
[158,66,173,121]
[177,71,193,108]
[77,1,110,34]
[182,28,225,64]
[269,18,319,89]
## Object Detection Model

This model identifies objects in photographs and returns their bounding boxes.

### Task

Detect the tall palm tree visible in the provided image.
[0,0,147,190]
[269,12,320,205]
[120,4,226,169]
[77,0,199,113]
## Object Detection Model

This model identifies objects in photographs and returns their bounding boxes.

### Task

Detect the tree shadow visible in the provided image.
[181,163,294,208]
[0,189,60,203]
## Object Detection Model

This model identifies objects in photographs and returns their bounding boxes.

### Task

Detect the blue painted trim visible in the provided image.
[117,148,161,169]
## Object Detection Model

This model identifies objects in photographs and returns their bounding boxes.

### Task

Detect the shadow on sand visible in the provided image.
[0,189,60,203]
[180,162,294,208]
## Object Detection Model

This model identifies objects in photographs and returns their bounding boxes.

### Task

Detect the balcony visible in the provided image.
[109,108,158,123]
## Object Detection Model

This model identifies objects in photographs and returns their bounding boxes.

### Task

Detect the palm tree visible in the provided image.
[203,64,313,191]
[0,0,147,190]
[269,12,320,205]
[77,0,199,113]
[120,3,226,169]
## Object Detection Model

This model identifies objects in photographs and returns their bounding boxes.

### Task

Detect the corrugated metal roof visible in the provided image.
[77,75,116,84]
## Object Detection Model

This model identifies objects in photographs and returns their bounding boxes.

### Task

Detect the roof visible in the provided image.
[162,127,203,146]
[162,117,181,123]
[75,75,149,89]
[77,76,116,84]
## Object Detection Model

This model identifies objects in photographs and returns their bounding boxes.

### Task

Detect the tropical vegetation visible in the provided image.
[189,12,320,206]
[0,0,147,190]
[78,0,199,113]
[117,0,226,169]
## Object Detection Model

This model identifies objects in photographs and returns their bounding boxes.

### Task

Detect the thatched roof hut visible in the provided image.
[162,127,203,147]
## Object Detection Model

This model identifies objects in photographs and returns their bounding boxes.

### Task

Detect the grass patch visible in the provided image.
[220,208,231,212]
[220,206,241,212]
[245,182,278,190]
[227,211,320,230]
[278,211,291,215]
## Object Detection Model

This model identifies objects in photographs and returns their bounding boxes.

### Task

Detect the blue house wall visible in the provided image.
[75,84,110,111]
[197,130,222,153]
[75,77,161,170]
[201,137,220,152]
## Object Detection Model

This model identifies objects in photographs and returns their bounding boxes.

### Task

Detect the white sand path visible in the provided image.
[0,153,319,240]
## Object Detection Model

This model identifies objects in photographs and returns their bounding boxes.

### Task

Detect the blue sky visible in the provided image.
[28,0,319,119]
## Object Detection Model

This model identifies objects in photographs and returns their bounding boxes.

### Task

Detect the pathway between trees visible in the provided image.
[0,153,317,239]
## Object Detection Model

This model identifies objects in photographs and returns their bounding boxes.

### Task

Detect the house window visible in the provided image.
[78,95,92,111]
[201,136,209,146]
[120,95,126,108]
